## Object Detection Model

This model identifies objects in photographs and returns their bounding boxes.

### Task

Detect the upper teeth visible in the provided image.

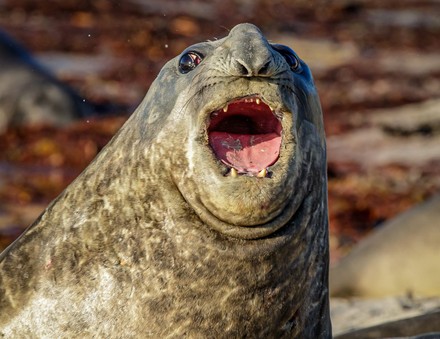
[220,97,270,113]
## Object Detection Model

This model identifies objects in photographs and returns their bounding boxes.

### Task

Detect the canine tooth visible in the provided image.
[257,169,267,178]
[230,168,238,177]
[223,105,228,113]
[256,98,260,105]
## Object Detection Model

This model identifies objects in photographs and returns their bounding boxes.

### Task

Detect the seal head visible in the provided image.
[163,24,326,239]
[0,23,330,338]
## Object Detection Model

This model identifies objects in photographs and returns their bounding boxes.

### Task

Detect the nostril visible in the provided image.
[233,58,273,77]
[234,60,251,76]
[258,61,271,75]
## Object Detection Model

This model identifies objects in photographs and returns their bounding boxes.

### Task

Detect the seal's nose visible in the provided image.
[227,23,275,77]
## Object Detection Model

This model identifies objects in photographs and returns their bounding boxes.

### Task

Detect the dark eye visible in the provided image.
[178,51,203,74]
[272,44,300,71]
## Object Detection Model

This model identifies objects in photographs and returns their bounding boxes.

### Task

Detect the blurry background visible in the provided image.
[0,0,439,262]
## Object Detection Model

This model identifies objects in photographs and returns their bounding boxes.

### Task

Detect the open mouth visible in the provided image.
[208,96,282,177]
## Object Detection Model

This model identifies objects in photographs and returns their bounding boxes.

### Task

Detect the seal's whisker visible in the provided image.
[176,85,206,119]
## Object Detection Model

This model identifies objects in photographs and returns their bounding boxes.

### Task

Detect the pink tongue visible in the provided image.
[209,132,281,173]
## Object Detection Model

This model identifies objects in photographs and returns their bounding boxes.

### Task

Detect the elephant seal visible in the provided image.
[330,194,440,298]
[0,29,92,133]
[0,23,330,337]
